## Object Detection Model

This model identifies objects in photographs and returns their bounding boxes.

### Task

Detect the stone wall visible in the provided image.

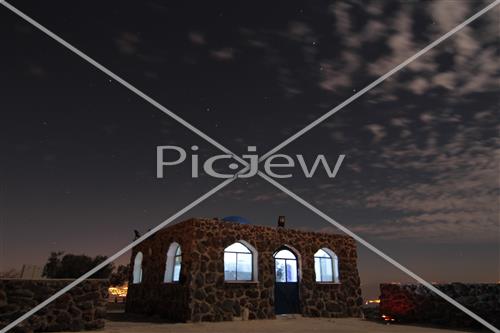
[125,221,193,322]
[380,283,500,329]
[126,218,363,322]
[0,279,108,332]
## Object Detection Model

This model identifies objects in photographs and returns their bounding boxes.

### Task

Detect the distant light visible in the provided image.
[365,299,380,305]
[108,285,128,297]
[381,314,395,322]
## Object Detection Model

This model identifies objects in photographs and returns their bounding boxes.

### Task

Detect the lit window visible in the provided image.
[314,248,339,283]
[164,243,182,283]
[224,242,254,281]
[132,252,143,284]
[274,249,298,282]
[173,246,181,282]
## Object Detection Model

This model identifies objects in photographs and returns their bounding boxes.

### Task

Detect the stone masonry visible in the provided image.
[0,279,108,332]
[380,283,500,329]
[126,218,363,322]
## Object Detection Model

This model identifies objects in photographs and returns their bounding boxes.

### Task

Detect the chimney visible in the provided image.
[277,216,286,228]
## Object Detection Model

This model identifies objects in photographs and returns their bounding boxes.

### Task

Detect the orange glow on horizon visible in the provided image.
[365,299,381,305]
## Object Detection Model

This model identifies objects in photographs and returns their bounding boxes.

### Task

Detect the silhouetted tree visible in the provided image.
[109,264,130,286]
[42,251,64,278]
[42,252,113,279]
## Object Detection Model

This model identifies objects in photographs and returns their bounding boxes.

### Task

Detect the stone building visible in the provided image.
[125,217,363,322]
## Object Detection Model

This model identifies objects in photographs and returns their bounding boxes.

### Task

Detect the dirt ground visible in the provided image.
[85,316,476,333]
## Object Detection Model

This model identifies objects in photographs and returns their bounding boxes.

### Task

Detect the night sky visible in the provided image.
[1,0,499,299]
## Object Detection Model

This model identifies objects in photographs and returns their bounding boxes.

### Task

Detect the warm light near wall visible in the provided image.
[365,299,380,305]
[108,285,128,297]
[381,314,395,322]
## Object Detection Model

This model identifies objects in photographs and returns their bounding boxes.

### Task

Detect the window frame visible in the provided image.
[164,242,182,283]
[274,249,299,283]
[314,248,340,284]
[172,245,182,282]
[223,241,257,283]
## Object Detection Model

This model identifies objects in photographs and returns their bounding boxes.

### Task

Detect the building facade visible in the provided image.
[125,218,363,322]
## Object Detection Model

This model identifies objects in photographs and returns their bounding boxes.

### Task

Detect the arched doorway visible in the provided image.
[273,247,300,314]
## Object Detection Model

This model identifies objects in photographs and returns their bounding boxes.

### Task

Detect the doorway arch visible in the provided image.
[273,246,300,314]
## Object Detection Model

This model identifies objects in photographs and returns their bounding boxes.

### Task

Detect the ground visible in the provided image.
[77,317,478,333]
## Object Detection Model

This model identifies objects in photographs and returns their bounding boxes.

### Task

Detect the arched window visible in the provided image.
[224,241,256,281]
[274,249,298,282]
[164,243,182,283]
[132,252,143,284]
[314,248,339,283]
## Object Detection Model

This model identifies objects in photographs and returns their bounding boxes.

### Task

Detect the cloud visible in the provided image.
[364,124,386,143]
[210,47,234,61]
[353,115,500,243]
[430,0,470,33]
[319,62,352,92]
[314,140,499,244]
[319,51,360,92]
[390,118,411,128]
[362,20,387,42]
[419,113,434,124]
[115,32,140,55]
[328,1,498,98]
[288,21,311,39]
[196,2,498,246]
[407,78,428,95]
[252,192,288,202]
[231,1,498,99]
[188,32,206,45]
[308,96,498,244]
